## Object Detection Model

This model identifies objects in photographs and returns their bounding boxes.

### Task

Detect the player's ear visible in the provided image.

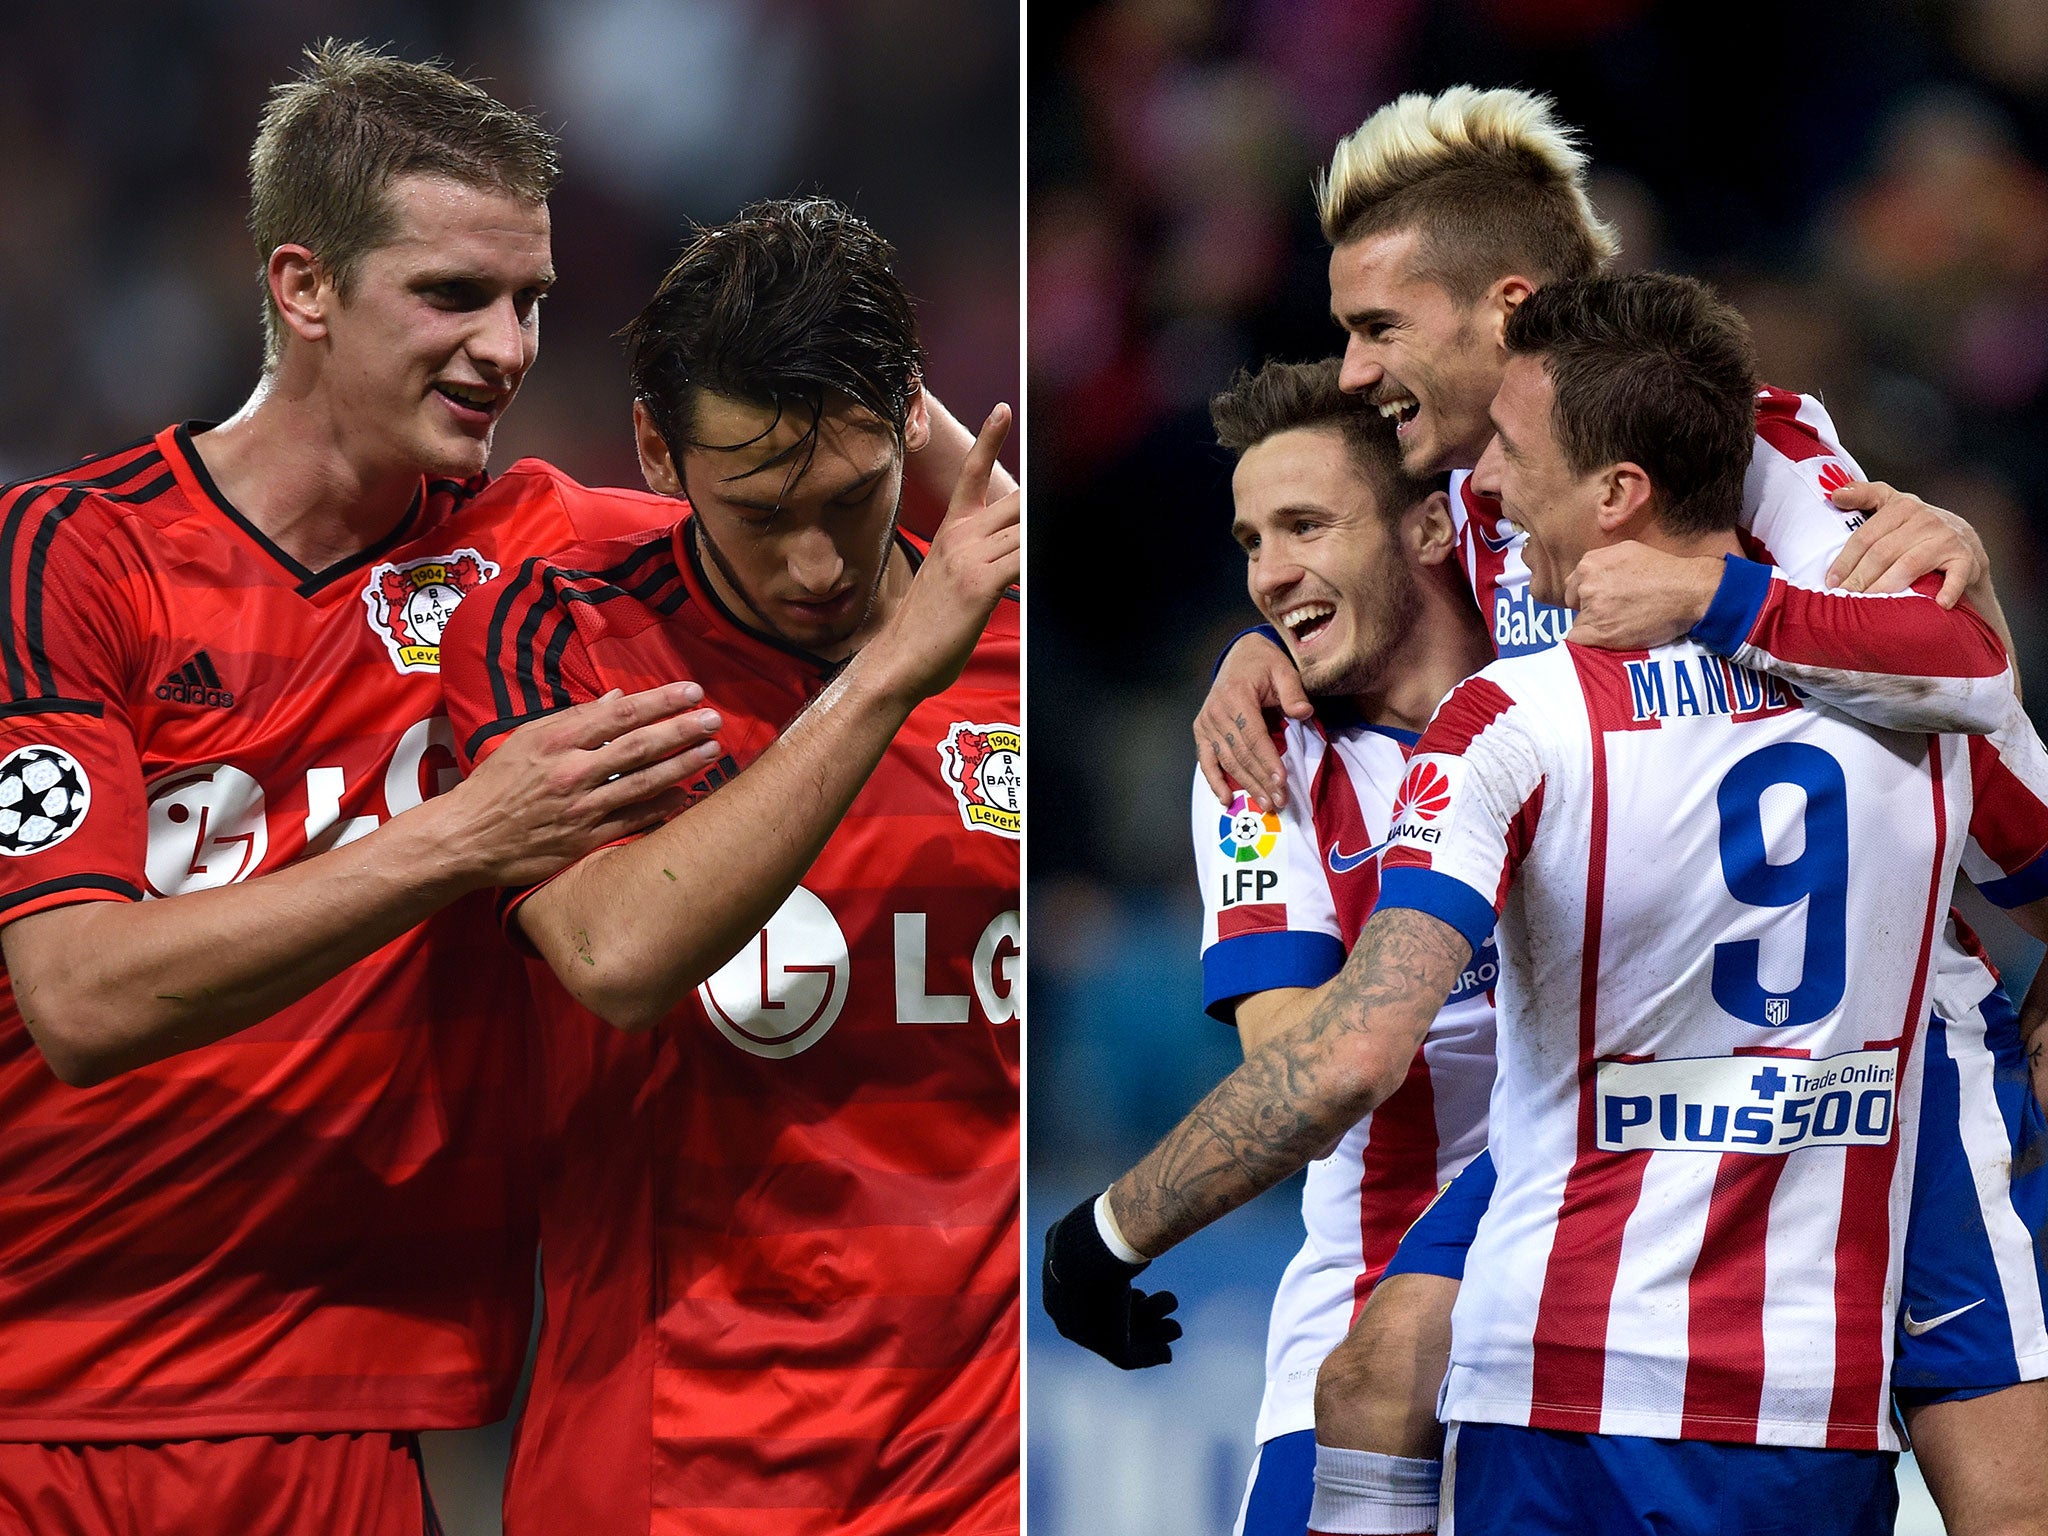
[1486,275,1537,345]
[902,383,931,454]
[1406,489,1458,566]
[1597,461,1656,534]
[268,244,330,347]
[633,400,684,499]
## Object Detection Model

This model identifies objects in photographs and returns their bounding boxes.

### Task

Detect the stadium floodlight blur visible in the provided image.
[0,6,1014,1534]
[1029,3,2048,1532]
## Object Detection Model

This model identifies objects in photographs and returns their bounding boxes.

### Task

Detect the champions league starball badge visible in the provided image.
[0,744,90,856]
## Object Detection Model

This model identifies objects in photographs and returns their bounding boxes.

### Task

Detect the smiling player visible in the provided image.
[1186,360,1496,1536]
[0,44,736,1534]
[1051,270,2048,1536]
[1184,88,2047,1536]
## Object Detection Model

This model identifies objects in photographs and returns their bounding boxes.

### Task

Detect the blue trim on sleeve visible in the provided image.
[1211,623,1287,682]
[1691,554,1774,655]
[1201,930,1345,1023]
[1375,867,1497,956]
[1977,846,2048,910]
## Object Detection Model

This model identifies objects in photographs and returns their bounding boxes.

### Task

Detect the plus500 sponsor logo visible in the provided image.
[1594,1047,1896,1154]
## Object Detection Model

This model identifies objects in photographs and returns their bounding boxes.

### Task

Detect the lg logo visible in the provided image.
[141,718,458,897]
[699,889,1021,1059]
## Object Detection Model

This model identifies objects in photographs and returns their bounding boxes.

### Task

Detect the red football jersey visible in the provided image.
[441,461,1021,1536]
[0,430,669,1438]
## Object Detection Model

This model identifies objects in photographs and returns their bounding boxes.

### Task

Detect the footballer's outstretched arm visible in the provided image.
[1110,906,1468,1258]
[3,685,724,1087]
[1042,906,1465,1368]
[482,408,1020,1031]
[1824,482,2019,679]
[1567,545,2013,735]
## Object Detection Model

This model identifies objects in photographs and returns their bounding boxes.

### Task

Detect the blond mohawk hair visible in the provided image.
[1316,86,1618,299]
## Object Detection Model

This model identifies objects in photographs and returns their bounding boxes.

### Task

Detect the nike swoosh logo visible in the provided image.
[1327,839,1390,874]
[1902,1299,1987,1337]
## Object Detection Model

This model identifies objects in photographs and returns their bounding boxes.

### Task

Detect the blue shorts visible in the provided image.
[1380,1149,1495,1283]
[1442,1422,1896,1536]
[1233,1428,1314,1536]
[1893,988,2048,1403]
[1383,990,2048,1400]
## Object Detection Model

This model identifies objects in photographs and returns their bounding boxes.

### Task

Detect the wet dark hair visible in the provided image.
[1209,357,1443,518]
[626,196,924,477]
[1503,272,1756,536]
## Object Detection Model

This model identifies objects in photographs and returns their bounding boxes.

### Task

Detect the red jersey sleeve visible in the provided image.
[1691,557,2012,735]
[442,556,609,775]
[0,490,149,924]
[1959,697,2048,909]
[440,552,619,938]
[1376,671,1546,957]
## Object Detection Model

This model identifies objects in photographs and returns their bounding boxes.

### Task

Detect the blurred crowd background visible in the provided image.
[0,4,1015,1532]
[0,0,1019,489]
[1029,1,2048,1530]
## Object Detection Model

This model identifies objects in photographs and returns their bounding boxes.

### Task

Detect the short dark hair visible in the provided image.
[1503,273,1757,536]
[1209,358,1443,517]
[626,196,924,472]
[249,40,560,368]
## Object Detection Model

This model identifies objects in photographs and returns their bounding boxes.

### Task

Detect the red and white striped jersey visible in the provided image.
[1453,389,2011,723]
[1453,387,1862,655]
[1450,385,2017,1037]
[1192,708,1494,1441]
[1377,636,2048,1451]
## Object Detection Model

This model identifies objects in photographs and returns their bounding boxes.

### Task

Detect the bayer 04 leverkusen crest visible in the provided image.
[939,722,1021,839]
[361,549,500,674]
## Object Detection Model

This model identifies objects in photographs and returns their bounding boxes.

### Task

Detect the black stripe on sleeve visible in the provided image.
[0,449,167,702]
[482,559,547,725]
[102,471,175,505]
[510,570,564,716]
[536,599,579,711]
[0,698,104,720]
[22,488,89,698]
[0,873,143,919]
[464,704,574,764]
[531,540,688,708]
[485,535,684,736]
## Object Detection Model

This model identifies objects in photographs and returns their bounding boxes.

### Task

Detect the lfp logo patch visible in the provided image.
[362,549,500,674]
[1219,791,1280,862]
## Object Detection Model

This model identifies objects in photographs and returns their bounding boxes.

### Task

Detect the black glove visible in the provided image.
[1041,1193,1182,1368]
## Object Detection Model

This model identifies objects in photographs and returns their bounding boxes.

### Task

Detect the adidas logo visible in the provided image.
[156,651,235,709]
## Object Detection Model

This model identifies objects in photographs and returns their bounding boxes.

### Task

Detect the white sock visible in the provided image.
[1307,1443,1440,1535]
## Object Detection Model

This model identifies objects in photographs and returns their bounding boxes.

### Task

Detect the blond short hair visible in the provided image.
[1315,86,1618,299]
[248,41,559,368]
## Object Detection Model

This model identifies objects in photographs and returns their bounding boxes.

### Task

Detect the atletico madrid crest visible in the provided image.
[362,549,500,674]
[939,721,1022,839]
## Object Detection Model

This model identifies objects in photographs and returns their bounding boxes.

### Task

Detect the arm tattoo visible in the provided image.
[1110,907,1471,1256]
